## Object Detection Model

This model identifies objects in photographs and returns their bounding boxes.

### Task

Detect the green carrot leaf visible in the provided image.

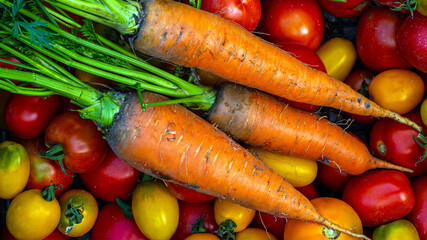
[12,19,53,48]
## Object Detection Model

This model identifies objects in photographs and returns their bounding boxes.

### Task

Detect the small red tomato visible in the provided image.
[318,0,373,18]
[166,181,216,203]
[0,56,21,69]
[250,211,286,240]
[316,162,353,193]
[171,200,218,240]
[257,0,324,50]
[4,94,60,139]
[44,111,109,173]
[342,170,415,226]
[80,149,141,202]
[356,7,411,73]
[405,174,427,240]
[91,202,149,240]
[397,11,427,73]
[295,183,319,200]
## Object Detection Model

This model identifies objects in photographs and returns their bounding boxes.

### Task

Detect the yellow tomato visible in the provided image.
[248,148,317,187]
[283,197,363,240]
[316,37,357,81]
[132,180,179,240]
[6,188,61,240]
[420,99,427,127]
[236,228,278,240]
[373,219,420,240]
[58,189,99,237]
[369,69,424,115]
[185,233,220,240]
[214,198,256,233]
[0,141,30,199]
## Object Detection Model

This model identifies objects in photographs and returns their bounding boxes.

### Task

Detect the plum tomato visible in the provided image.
[318,0,372,18]
[214,198,255,233]
[257,0,324,50]
[342,170,415,226]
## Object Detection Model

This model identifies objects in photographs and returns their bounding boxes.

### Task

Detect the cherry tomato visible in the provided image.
[181,0,261,32]
[418,0,427,15]
[0,90,11,130]
[376,0,427,16]
[214,198,255,233]
[373,219,420,240]
[4,94,60,139]
[57,189,99,237]
[0,141,30,199]
[421,99,427,127]
[316,162,353,193]
[369,109,427,177]
[166,181,216,203]
[257,0,324,50]
[344,69,377,124]
[236,228,278,240]
[356,7,411,73]
[6,186,61,240]
[295,183,319,200]
[0,56,21,69]
[342,170,415,226]
[185,233,220,240]
[283,197,363,239]
[368,69,424,115]
[171,200,218,240]
[250,211,286,240]
[2,227,68,240]
[316,37,357,81]
[397,12,427,73]
[80,148,140,202]
[276,41,326,112]
[44,111,109,173]
[91,202,149,240]
[21,138,73,198]
[405,174,427,240]
[132,180,179,240]
[317,0,372,18]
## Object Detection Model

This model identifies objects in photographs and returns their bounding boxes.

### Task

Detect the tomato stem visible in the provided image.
[41,181,63,201]
[190,213,207,234]
[116,197,134,220]
[214,219,237,240]
[413,133,427,166]
[64,201,84,234]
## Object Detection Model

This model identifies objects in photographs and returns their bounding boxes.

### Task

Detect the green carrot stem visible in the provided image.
[0,58,40,72]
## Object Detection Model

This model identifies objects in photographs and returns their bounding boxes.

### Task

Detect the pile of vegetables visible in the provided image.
[0,0,426,239]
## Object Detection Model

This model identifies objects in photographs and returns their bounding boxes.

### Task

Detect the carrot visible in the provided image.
[105,91,369,239]
[207,83,413,175]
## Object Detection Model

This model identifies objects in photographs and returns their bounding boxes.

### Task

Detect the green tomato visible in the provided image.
[373,219,420,240]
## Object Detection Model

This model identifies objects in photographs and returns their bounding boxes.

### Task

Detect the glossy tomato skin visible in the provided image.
[171,200,218,240]
[397,12,427,73]
[405,174,427,240]
[250,211,286,240]
[22,138,73,198]
[318,0,372,17]
[57,189,99,237]
[4,94,60,139]
[257,0,324,50]
[369,109,427,177]
[316,162,353,193]
[166,181,216,203]
[295,183,319,200]
[276,41,326,112]
[181,0,261,32]
[283,197,363,239]
[45,111,109,173]
[344,69,377,124]
[356,7,411,73]
[214,198,255,232]
[342,170,415,226]
[80,149,140,201]
[236,228,278,240]
[91,202,149,240]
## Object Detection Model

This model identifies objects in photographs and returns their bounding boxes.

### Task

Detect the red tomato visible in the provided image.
[171,200,218,240]
[44,111,109,173]
[344,69,377,124]
[257,0,324,50]
[356,7,411,73]
[342,170,415,226]
[80,149,140,201]
[91,202,149,240]
[295,183,319,200]
[316,162,353,193]
[250,212,286,240]
[275,41,326,112]
[4,94,60,139]
[318,0,372,18]
[181,0,261,32]
[405,174,427,240]
[22,138,73,198]
[0,56,21,69]
[369,109,427,177]
[375,0,414,14]
[166,181,216,203]
[397,12,427,73]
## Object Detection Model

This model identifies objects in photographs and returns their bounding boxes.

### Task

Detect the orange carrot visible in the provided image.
[206,83,412,175]
[105,91,369,239]
[131,0,421,132]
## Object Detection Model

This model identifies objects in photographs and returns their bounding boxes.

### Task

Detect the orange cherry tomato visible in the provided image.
[185,233,220,240]
[283,197,363,240]
[369,69,424,115]
[214,198,255,233]
[236,228,278,240]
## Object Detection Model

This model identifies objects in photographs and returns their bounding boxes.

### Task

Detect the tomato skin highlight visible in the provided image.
[342,170,415,226]
[0,141,30,199]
